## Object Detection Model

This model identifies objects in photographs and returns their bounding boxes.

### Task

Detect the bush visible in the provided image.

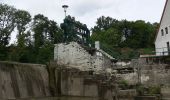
[148,86,161,94]
[139,48,155,55]
[118,80,129,90]
[136,85,161,96]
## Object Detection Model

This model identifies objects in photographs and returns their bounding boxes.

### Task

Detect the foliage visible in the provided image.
[136,85,145,95]
[0,4,16,47]
[136,85,161,96]
[0,3,63,64]
[91,16,158,59]
[15,10,31,34]
[118,80,129,90]
[148,86,161,94]
[32,14,62,49]
[92,16,119,32]
[0,3,158,64]
[36,43,54,64]
[139,48,155,55]
[120,48,139,59]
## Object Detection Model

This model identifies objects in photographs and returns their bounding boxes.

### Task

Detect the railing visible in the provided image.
[90,42,119,59]
[99,43,120,59]
[155,47,170,56]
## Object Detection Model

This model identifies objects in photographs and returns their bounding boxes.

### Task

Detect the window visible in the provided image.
[161,29,164,36]
[165,27,168,34]
[167,42,170,55]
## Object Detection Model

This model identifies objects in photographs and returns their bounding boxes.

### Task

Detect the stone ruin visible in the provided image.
[54,42,115,74]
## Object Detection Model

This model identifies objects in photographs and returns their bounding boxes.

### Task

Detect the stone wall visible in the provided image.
[161,86,170,99]
[118,58,170,86]
[50,65,119,100]
[54,67,100,97]
[0,61,50,99]
[0,61,138,100]
[118,90,136,100]
[140,64,170,85]
[54,42,112,72]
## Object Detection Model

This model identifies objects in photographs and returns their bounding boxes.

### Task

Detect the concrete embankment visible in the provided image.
[48,63,116,100]
[0,61,138,100]
[0,61,50,99]
[0,61,115,100]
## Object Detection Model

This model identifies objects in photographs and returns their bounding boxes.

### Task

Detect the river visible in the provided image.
[11,96,99,100]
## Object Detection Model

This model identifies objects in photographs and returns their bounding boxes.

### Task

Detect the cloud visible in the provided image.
[0,0,166,28]
[1,0,166,43]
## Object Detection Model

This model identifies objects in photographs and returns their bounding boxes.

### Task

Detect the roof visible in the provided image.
[154,0,168,43]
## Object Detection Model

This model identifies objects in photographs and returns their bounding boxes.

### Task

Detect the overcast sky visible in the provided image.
[1,0,166,28]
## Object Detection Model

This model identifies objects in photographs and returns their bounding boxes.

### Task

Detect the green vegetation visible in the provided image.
[0,4,159,64]
[136,85,161,95]
[0,4,62,64]
[91,16,158,59]
[118,80,129,90]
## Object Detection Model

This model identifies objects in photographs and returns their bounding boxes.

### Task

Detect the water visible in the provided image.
[12,96,99,100]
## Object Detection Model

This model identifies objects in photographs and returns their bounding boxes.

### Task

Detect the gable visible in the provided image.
[155,0,170,43]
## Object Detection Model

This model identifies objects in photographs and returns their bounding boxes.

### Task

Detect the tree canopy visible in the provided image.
[0,4,63,63]
[91,16,159,59]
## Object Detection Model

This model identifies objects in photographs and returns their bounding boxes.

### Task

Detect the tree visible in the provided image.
[91,16,122,46]
[15,10,31,47]
[121,20,152,48]
[32,14,48,48]
[0,4,16,47]
[0,4,17,60]
[92,16,119,32]
[91,28,121,46]
[32,14,62,63]
[15,10,31,35]
[91,16,158,59]
[47,20,63,44]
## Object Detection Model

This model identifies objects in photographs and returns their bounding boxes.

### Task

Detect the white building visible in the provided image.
[155,0,170,56]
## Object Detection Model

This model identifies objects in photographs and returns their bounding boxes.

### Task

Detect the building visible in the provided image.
[155,0,170,56]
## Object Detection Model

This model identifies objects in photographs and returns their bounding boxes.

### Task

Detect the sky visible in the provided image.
[1,0,166,29]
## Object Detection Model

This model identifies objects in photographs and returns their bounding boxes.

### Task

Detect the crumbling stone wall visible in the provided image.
[116,58,170,99]
[50,64,119,100]
[118,58,170,86]
[54,42,112,72]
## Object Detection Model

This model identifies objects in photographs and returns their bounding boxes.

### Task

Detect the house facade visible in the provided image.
[155,0,170,56]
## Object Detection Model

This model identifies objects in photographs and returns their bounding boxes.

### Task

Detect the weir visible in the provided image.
[0,61,50,99]
[1,57,170,100]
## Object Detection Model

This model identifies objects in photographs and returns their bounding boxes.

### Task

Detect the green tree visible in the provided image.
[15,10,31,35]
[32,14,62,63]
[91,16,158,59]
[15,10,31,47]
[7,9,32,62]
[122,20,153,48]
[0,4,16,60]
[92,16,118,32]
[91,28,121,46]
[33,14,62,48]
[0,4,16,46]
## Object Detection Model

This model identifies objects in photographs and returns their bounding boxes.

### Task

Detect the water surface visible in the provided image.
[12,96,99,100]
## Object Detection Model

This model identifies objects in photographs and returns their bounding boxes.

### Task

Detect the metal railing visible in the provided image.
[155,47,170,56]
